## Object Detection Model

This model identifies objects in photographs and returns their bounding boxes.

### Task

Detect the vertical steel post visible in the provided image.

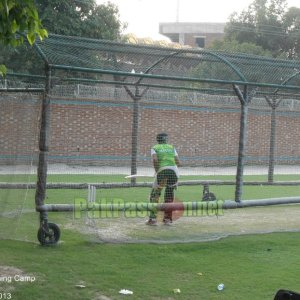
[35,66,51,222]
[233,85,249,202]
[268,99,276,183]
[235,102,248,202]
[265,96,282,183]
[124,82,148,185]
[130,96,140,184]
[123,84,142,185]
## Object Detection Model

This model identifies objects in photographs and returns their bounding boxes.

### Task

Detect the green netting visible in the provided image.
[31,34,300,95]
[1,34,300,245]
[0,92,41,241]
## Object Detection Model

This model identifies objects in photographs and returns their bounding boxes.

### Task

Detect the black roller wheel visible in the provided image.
[37,222,61,246]
[202,192,216,202]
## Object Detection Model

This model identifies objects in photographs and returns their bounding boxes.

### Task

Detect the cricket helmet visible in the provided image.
[156,132,168,144]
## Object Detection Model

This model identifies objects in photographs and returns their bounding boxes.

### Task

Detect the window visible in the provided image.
[195,36,205,48]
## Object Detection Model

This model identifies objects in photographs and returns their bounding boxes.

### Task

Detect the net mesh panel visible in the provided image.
[71,206,300,243]
[41,83,300,243]
[1,34,300,243]
[0,92,41,242]
[35,34,300,94]
[44,85,300,171]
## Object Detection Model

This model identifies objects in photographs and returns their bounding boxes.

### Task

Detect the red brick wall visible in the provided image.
[0,96,41,164]
[50,102,133,157]
[1,96,300,166]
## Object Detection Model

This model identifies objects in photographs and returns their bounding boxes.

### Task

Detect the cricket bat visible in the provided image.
[124,174,154,179]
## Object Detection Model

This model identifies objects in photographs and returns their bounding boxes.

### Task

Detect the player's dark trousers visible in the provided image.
[149,169,178,220]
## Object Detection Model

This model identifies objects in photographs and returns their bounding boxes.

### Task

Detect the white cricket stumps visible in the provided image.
[87,184,96,202]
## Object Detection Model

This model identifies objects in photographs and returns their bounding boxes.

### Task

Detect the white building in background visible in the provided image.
[159,22,226,48]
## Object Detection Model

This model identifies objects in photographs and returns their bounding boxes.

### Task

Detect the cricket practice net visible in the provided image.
[0,91,41,241]
[1,34,300,244]
[1,85,300,244]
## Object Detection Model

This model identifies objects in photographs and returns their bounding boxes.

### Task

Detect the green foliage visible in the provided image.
[35,0,125,40]
[205,40,274,83]
[0,64,6,77]
[225,0,300,58]
[209,39,272,57]
[0,0,125,75]
[225,0,300,59]
[188,14,282,90]
[0,0,48,46]
[187,50,243,90]
[282,6,300,58]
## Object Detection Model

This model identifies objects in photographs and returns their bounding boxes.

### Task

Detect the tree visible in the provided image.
[0,64,5,77]
[225,0,300,58]
[35,0,125,40]
[0,0,47,76]
[1,0,125,75]
[0,0,47,46]
[187,39,273,91]
[282,6,300,58]
[209,39,272,57]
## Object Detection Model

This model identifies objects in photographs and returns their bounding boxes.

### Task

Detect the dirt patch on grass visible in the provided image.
[92,292,113,300]
[0,266,24,276]
[66,204,300,244]
[0,266,24,292]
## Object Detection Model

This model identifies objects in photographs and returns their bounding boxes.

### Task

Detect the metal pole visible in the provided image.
[35,66,51,222]
[265,96,283,183]
[123,83,142,186]
[268,100,276,183]
[235,101,248,202]
[233,85,249,202]
[131,96,140,184]
[35,197,300,213]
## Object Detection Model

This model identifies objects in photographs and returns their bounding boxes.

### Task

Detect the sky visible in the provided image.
[96,0,300,40]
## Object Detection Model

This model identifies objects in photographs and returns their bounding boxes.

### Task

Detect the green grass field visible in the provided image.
[0,174,300,299]
[0,232,300,299]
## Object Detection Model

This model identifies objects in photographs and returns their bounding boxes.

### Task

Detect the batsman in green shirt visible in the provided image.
[147,133,181,225]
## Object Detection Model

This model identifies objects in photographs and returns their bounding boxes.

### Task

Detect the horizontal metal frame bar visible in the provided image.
[57,77,300,99]
[0,88,44,93]
[36,197,300,213]
[50,64,300,91]
[2,180,300,189]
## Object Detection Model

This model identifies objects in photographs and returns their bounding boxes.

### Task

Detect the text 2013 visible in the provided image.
[0,293,12,299]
